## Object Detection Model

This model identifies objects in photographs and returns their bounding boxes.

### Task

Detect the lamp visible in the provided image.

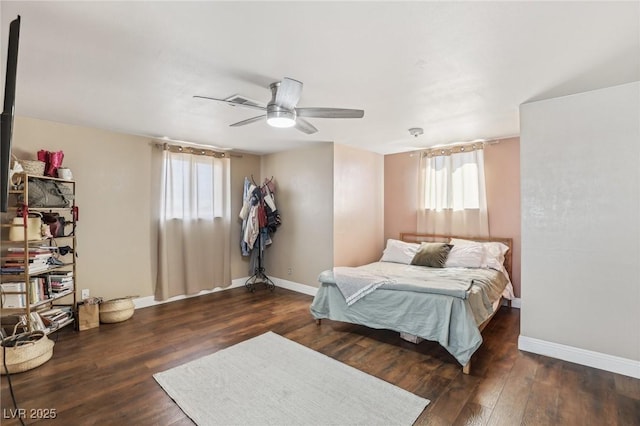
[266,105,296,128]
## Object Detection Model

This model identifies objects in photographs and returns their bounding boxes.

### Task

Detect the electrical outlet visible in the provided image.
[287,268,292,275]
[81,289,90,299]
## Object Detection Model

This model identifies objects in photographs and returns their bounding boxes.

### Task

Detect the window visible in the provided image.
[417,143,488,236]
[423,150,483,211]
[162,151,226,220]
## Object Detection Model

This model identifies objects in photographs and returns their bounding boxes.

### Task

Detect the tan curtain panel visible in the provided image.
[153,145,231,300]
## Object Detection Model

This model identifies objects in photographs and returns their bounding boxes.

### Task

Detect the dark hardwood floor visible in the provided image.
[1,287,639,425]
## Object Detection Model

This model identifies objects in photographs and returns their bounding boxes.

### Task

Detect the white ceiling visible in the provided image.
[1,1,638,155]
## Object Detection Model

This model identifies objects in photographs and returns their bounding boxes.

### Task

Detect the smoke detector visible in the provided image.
[408,127,424,137]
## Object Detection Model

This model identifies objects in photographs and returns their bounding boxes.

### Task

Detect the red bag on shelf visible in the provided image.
[37,149,49,173]
[46,151,64,177]
[37,150,65,177]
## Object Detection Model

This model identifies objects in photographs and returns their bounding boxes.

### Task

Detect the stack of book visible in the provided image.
[39,307,74,331]
[1,247,53,274]
[47,272,74,293]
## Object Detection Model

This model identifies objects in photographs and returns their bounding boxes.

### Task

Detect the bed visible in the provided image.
[310,233,514,374]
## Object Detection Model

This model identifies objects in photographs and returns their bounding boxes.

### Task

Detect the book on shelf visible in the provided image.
[1,278,53,306]
[5,252,52,260]
[47,273,74,294]
[46,270,73,278]
[6,247,56,252]
[0,263,51,274]
[0,282,26,308]
[40,306,73,330]
[3,258,49,267]
[24,312,48,332]
[51,284,73,294]
[48,275,73,282]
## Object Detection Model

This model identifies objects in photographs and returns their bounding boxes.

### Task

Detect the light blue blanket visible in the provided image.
[311,261,510,366]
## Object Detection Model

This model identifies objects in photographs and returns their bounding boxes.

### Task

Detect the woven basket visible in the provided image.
[99,298,135,323]
[18,159,45,176]
[1,331,54,375]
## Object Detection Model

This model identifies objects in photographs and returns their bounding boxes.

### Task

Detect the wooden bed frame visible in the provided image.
[315,233,513,375]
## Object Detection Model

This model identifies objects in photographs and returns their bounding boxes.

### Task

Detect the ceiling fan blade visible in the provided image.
[193,95,266,112]
[296,107,365,119]
[230,115,266,127]
[294,118,318,134]
[275,77,303,110]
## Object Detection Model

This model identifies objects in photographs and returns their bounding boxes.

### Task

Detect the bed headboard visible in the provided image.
[399,233,513,281]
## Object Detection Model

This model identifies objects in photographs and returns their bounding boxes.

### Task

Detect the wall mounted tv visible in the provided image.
[1,15,21,213]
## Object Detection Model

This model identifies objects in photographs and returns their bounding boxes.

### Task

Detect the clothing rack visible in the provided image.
[243,175,277,293]
[244,230,275,293]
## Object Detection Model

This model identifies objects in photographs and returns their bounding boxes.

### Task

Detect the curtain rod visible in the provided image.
[421,141,484,158]
[151,141,242,158]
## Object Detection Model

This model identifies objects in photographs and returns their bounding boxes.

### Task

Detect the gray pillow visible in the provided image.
[410,242,453,268]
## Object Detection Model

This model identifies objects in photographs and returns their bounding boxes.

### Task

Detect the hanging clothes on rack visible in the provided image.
[239,176,281,291]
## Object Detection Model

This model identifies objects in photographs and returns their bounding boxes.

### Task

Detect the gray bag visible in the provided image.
[21,178,74,207]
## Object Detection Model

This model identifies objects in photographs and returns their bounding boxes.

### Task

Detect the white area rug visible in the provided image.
[153,331,429,426]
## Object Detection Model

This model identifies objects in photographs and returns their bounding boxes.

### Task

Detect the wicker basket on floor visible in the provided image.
[1,331,55,375]
[99,298,135,323]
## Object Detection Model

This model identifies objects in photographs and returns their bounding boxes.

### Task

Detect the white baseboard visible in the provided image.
[133,276,316,309]
[518,335,640,379]
[270,277,318,296]
[502,297,521,309]
[133,278,247,309]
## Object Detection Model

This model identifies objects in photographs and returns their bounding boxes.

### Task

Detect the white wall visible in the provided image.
[519,82,640,376]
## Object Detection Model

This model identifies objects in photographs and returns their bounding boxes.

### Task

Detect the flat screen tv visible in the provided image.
[1,15,21,213]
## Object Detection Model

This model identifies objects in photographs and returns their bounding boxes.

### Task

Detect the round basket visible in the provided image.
[1,331,55,375]
[18,159,45,176]
[99,298,135,323]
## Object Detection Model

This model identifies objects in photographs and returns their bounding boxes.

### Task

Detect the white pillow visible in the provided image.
[483,241,510,270]
[445,244,485,268]
[448,238,509,270]
[380,239,420,264]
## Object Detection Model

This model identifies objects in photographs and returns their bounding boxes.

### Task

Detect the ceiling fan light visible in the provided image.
[267,116,296,128]
[266,109,296,128]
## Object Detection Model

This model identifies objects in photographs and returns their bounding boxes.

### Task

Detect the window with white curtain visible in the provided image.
[162,151,225,220]
[422,147,484,211]
[417,143,488,236]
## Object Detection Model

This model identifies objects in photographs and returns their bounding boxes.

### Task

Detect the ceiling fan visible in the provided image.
[194,77,364,135]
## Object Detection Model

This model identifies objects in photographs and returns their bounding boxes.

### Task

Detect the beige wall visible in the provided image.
[384,152,419,242]
[230,154,261,278]
[10,116,259,301]
[11,116,154,301]
[333,144,384,266]
[261,143,334,287]
[484,138,521,295]
[383,140,522,296]
[520,82,639,362]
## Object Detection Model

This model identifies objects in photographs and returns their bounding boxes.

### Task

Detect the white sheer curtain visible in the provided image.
[417,144,489,237]
[155,147,231,300]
